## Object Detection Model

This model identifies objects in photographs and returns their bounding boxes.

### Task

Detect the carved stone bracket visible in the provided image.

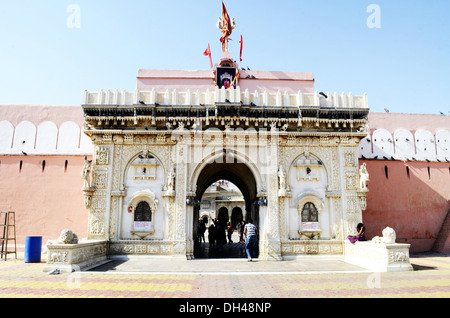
[357,189,369,211]
[82,187,95,208]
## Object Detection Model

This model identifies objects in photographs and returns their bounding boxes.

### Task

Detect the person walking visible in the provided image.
[239,221,245,243]
[208,223,216,248]
[227,221,233,244]
[198,219,206,243]
[244,219,258,261]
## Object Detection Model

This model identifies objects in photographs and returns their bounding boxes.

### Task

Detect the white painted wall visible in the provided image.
[358,128,449,162]
[0,120,93,155]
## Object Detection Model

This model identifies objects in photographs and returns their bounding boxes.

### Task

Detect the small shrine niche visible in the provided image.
[297,199,324,240]
[293,156,323,182]
[215,59,239,89]
[131,154,159,181]
[127,189,158,240]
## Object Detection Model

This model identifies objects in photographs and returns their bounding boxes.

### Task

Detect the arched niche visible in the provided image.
[288,153,329,196]
[12,121,36,154]
[121,152,165,240]
[126,189,158,239]
[286,153,329,240]
[415,129,436,161]
[393,129,415,160]
[436,130,450,160]
[372,128,394,158]
[358,135,373,159]
[36,121,58,154]
[296,194,325,240]
[57,121,80,154]
[0,121,14,154]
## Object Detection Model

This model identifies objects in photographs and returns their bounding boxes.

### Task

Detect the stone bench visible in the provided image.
[43,240,109,273]
[344,240,413,272]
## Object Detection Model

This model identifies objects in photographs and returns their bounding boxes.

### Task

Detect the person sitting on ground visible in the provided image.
[347,223,366,244]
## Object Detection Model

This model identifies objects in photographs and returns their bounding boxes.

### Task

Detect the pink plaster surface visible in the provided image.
[361,160,450,253]
[0,155,89,248]
[368,112,450,134]
[137,69,315,94]
[0,104,83,127]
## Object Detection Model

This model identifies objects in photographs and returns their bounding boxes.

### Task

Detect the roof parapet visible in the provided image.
[83,87,368,109]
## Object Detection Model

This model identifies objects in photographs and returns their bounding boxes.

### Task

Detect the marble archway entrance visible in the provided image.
[192,157,259,259]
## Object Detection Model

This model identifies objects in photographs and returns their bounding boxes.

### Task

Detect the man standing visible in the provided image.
[244,219,258,261]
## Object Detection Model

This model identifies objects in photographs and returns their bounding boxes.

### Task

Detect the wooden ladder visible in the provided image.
[0,212,17,261]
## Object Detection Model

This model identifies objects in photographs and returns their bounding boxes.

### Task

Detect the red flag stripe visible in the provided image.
[239,35,243,62]
[204,44,213,69]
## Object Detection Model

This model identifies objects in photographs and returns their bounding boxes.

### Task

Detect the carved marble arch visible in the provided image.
[127,189,158,239]
[128,189,158,215]
[122,151,166,186]
[189,148,264,194]
[297,194,325,215]
[296,194,325,239]
[287,152,330,187]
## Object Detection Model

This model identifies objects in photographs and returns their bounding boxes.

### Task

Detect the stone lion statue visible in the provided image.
[57,229,79,245]
[372,226,396,244]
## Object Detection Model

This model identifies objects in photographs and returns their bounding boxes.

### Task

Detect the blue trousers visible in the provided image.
[245,235,257,259]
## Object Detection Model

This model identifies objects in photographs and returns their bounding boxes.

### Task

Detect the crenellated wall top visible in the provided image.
[83,87,368,109]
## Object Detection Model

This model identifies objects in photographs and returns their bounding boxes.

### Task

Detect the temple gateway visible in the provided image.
[78,5,371,261]
[36,3,423,272]
[80,74,370,260]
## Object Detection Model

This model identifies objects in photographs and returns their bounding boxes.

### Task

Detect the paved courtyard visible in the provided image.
[0,251,449,299]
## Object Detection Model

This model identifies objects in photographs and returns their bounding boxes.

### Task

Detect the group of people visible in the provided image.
[198,219,229,248]
[197,218,259,261]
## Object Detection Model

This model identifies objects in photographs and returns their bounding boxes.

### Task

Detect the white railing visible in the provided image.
[83,87,369,109]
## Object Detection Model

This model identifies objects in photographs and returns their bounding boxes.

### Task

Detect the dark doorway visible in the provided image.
[218,207,229,225]
[193,158,259,259]
[231,207,243,228]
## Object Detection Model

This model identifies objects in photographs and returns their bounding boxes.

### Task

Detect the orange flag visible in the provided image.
[203,44,213,68]
[239,35,243,62]
[221,1,233,38]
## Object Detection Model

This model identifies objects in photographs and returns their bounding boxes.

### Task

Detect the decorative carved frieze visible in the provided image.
[96,146,109,165]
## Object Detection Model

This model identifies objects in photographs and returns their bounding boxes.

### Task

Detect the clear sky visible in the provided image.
[1,0,449,115]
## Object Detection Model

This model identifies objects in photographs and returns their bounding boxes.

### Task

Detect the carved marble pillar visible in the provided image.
[261,130,282,260]
[87,141,113,241]
[162,193,176,242]
[339,146,363,238]
[173,138,187,257]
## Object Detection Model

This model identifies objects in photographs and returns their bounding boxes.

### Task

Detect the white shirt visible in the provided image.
[244,223,257,237]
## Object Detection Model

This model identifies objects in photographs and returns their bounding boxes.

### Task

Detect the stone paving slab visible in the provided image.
[89,255,369,274]
[0,252,449,299]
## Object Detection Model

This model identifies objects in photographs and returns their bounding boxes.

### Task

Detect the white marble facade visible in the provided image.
[81,120,369,259]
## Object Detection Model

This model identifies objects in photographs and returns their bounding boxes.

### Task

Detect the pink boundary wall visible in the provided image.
[0,104,84,127]
[367,112,450,135]
[361,112,450,253]
[0,155,89,248]
[0,104,89,248]
[0,108,448,253]
[362,160,449,253]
